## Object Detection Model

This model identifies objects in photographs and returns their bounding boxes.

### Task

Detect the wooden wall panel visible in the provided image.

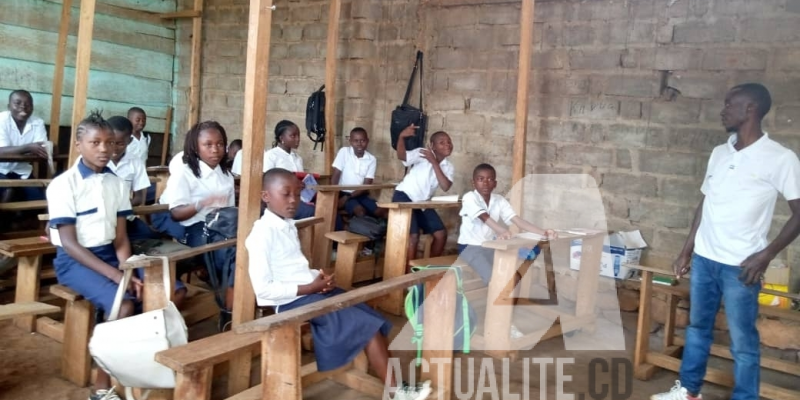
[100,0,178,13]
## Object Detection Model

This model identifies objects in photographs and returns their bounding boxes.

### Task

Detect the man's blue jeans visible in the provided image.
[679,254,761,399]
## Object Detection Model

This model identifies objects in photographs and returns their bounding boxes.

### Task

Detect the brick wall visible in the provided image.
[178,0,800,282]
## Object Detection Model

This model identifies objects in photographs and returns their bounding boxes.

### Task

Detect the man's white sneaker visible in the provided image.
[88,387,122,400]
[650,380,701,400]
[392,380,432,400]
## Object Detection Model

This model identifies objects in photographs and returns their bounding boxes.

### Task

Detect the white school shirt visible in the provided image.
[110,152,151,195]
[246,210,320,307]
[264,147,304,173]
[395,148,455,202]
[47,160,132,248]
[127,133,150,164]
[168,151,185,176]
[332,147,376,193]
[231,151,243,175]
[0,111,47,178]
[161,161,236,227]
[695,133,800,266]
[458,190,517,246]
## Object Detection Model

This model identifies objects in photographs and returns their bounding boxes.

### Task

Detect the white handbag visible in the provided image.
[88,255,188,400]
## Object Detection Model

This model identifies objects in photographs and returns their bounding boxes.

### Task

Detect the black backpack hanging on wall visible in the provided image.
[390,51,427,150]
[305,85,326,151]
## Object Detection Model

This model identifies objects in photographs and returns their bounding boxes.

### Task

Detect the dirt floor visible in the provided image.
[4,307,796,400]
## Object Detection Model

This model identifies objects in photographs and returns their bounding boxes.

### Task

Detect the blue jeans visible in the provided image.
[679,254,761,399]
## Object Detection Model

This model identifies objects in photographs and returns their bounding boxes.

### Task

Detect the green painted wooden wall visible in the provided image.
[0,0,178,133]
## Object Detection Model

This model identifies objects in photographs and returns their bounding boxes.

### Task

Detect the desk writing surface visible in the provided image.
[377,201,460,210]
[146,166,170,173]
[0,179,51,188]
[312,183,396,192]
[481,231,603,251]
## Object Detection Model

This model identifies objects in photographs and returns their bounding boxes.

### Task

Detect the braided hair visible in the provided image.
[181,121,230,178]
[273,120,299,148]
[76,110,112,140]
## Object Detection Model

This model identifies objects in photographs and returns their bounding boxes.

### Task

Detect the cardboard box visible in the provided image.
[764,261,789,286]
[569,230,648,280]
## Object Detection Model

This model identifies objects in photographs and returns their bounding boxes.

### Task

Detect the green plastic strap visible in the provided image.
[404,284,424,366]
[410,265,472,355]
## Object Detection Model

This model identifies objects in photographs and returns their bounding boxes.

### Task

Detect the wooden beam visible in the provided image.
[68,0,97,167]
[229,0,274,394]
[49,0,72,151]
[160,10,202,19]
[323,0,341,175]
[46,0,172,27]
[511,0,534,209]
[161,106,173,165]
[187,0,204,130]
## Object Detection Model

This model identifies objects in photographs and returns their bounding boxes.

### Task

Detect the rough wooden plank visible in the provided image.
[187,0,203,129]
[0,200,48,211]
[36,316,65,342]
[0,301,59,320]
[312,190,339,272]
[482,248,517,358]
[173,367,212,400]
[46,0,173,27]
[294,216,324,230]
[634,270,654,380]
[160,10,201,19]
[0,24,174,81]
[0,237,52,258]
[13,256,43,331]
[97,0,177,14]
[0,179,51,188]
[377,201,460,210]
[156,331,260,373]
[238,269,446,333]
[333,240,359,290]
[50,284,83,301]
[379,208,413,315]
[325,231,370,245]
[49,0,72,148]
[0,59,171,105]
[313,183,396,192]
[409,255,461,267]
[262,324,302,400]
[68,0,96,167]
[161,106,172,165]
[331,369,385,398]
[323,0,341,175]
[62,297,92,387]
[512,0,534,188]
[421,273,456,400]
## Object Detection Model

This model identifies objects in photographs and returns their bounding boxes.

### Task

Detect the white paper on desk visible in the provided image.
[431,194,459,202]
[514,232,545,241]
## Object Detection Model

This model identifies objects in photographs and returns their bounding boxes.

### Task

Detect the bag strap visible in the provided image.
[418,51,424,112]
[107,255,171,321]
[401,51,424,108]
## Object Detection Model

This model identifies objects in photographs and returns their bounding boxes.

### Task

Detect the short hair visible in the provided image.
[107,116,133,136]
[127,107,146,116]
[76,110,112,140]
[731,83,772,119]
[262,167,296,190]
[182,121,230,178]
[229,139,243,149]
[430,131,449,143]
[473,163,496,178]
[273,120,299,147]
[350,127,368,137]
[9,90,32,102]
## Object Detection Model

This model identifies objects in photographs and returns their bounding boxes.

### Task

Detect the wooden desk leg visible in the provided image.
[422,272,456,400]
[174,368,212,400]
[634,270,656,380]
[543,243,556,300]
[312,190,339,273]
[483,248,519,360]
[574,235,603,333]
[299,224,314,261]
[379,209,412,315]
[663,294,681,356]
[335,243,359,290]
[14,255,42,332]
[262,324,302,400]
[142,266,173,400]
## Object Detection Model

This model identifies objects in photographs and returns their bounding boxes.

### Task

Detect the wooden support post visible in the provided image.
[174,367,212,400]
[13,255,42,331]
[61,298,92,387]
[161,106,173,165]
[379,209,413,315]
[421,272,456,400]
[664,294,678,349]
[187,0,204,130]
[634,270,657,380]
[510,0,535,212]
[312,190,338,272]
[323,0,341,175]
[482,248,518,360]
[261,324,302,400]
[230,0,274,394]
[68,0,97,167]
[142,265,173,400]
[50,0,73,150]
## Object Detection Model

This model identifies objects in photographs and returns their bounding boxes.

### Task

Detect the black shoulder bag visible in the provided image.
[390,51,427,151]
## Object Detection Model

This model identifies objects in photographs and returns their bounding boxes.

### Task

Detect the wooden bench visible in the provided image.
[0,301,59,321]
[324,231,370,289]
[0,199,48,211]
[155,269,456,400]
[629,264,800,400]
[50,285,94,387]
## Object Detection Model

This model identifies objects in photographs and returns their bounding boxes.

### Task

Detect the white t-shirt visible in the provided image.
[127,133,150,164]
[245,210,320,307]
[161,161,236,227]
[395,148,454,202]
[332,147,376,193]
[231,147,305,174]
[47,160,132,247]
[110,151,150,195]
[458,190,517,246]
[0,111,47,178]
[695,133,800,266]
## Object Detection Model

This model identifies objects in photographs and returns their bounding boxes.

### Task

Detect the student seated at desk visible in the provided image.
[47,111,142,400]
[393,125,454,269]
[233,120,315,219]
[457,163,557,339]
[227,139,242,171]
[246,168,432,400]
[331,127,388,222]
[0,90,47,202]
[152,121,236,330]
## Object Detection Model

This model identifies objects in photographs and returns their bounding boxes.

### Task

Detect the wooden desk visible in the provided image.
[0,154,49,178]
[309,183,396,272]
[0,200,47,211]
[0,236,56,331]
[146,166,170,201]
[376,200,461,315]
[475,232,603,359]
[0,179,51,188]
[37,203,169,221]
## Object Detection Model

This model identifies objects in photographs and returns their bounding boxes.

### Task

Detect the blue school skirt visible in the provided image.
[54,244,138,317]
[277,287,391,371]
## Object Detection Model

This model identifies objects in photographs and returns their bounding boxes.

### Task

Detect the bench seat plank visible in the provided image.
[0,200,47,211]
[156,331,261,373]
[0,237,54,257]
[0,301,60,320]
[325,231,370,245]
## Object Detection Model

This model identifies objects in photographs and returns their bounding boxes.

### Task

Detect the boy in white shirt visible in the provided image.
[331,127,388,220]
[126,107,150,163]
[393,126,454,270]
[0,90,48,202]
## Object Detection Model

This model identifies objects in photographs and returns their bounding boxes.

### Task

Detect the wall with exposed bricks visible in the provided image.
[182,0,800,281]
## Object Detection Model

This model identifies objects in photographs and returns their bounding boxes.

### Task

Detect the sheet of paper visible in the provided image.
[514,232,545,241]
[431,194,459,202]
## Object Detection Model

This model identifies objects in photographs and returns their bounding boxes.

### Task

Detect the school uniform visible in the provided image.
[168,151,185,176]
[127,132,150,164]
[332,147,380,217]
[456,190,539,284]
[0,111,47,200]
[109,152,158,241]
[47,160,135,314]
[246,209,391,371]
[392,148,454,234]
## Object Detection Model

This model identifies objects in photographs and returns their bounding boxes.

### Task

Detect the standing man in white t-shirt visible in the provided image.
[0,90,48,202]
[652,84,800,400]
